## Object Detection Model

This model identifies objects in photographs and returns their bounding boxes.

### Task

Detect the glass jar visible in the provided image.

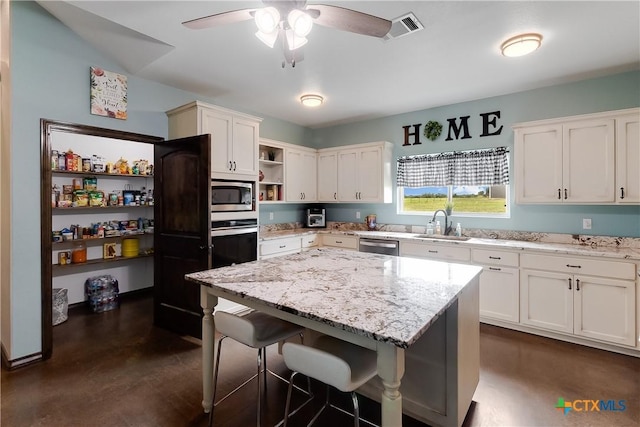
[71,241,87,264]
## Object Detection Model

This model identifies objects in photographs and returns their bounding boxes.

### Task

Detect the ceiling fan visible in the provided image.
[182,1,392,67]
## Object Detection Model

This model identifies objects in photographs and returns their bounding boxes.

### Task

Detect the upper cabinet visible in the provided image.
[615,113,640,203]
[285,145,317,202]
[514,108,638,204]
[167,101,262,181]
[337,141,393,203]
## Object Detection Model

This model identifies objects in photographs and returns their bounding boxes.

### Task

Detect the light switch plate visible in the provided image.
[582,218,592,229]
[269,212,274,220]
[356,211,361,219]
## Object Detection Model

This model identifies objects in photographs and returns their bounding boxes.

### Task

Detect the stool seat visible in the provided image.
[282,335,378,427]
[209,311,305,427]
[216,311,304,348]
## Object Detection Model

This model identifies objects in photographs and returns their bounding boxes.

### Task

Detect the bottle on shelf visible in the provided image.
[455,223,462,237]
[435,221,442,235]
[426,221,434,235]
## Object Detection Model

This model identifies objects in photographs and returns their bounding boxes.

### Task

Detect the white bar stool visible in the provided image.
[282,335,378,427]
[209,311,305,427]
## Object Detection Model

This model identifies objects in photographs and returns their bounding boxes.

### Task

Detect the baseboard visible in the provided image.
[1,342,43,371]
[68,286,153,310]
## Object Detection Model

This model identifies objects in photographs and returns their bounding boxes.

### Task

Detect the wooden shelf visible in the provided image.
[52,252,153,274]
[259,181,282,186]
[259,159,283,166]
[52,170,153,179]
[53,232,152,247]
[53,205,152,212]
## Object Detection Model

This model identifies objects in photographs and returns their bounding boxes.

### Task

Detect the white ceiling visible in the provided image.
[37,1,640,129]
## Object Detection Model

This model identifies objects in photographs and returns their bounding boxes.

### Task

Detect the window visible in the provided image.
[397,148,509,216]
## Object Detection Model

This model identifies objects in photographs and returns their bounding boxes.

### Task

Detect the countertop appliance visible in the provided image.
[359,238,399,256]
[211,180,253,212]
[306,208,326,228]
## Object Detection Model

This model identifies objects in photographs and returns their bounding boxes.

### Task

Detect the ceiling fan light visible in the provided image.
[300,94,323,107]
[285,29,308,50]
[287,9,313,37]
[255,29,279,48]
[254,7,280,33]
[501,33,542,57]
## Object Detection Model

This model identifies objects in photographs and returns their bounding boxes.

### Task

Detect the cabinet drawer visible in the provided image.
[321,235,358,250]
[260,237,302,257]
[472,249,519,267]
[521,253,635,280]
[301,234,319,249]
[400,242,470,262]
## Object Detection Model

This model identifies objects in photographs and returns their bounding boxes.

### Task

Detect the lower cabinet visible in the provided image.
[400,241,470,262]
[471,249,520,323]
[520,253,637,347]
[320,234,358,250]
[301,234,319,251]
[259,236,302,259]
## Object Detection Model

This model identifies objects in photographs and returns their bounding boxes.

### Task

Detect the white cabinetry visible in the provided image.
[167,101,261,181]
[317,149,338,202]
[285,146,317,202]
[260,236,302,259]
[400,241,470,262]
[514,118,615,203]
[337,142,393,203]
[301,234,319,251]
[321,234,358,250]
[616,113,640,203]
[514,108,640,205]
[471,249,519,323]
[258,139,285,203]
[520,253,636,347]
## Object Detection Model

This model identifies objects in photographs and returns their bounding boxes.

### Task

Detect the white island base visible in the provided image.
[358,279,480,427]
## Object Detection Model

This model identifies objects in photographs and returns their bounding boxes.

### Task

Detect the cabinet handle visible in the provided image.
[568,278,572,290]
[488,256,501,260]
[557,189,561,199]
[233,161,236,171]
[303,193,305,200]
[576,279,580,291]
[488,267,502,271]
[334,192,337,200]
[199,245,212,251]
[566,264,581,269]
[620,187,625,199]
[564,188,568,200]
[335,240,342,244]
[228,161,232,171]
[428,250,438,253]
[279,245,286,249]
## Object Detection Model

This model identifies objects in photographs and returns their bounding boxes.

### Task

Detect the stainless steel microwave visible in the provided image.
[211,180,253,212]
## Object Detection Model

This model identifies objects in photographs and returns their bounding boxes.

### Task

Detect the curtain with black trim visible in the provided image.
[397,147,509,187]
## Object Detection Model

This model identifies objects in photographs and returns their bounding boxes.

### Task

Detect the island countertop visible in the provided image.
[185,247,483,348]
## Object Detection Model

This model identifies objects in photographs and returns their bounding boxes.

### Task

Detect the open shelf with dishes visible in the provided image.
[258,139,285,202]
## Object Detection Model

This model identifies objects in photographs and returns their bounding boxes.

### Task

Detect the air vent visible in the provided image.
[383,12,424,41]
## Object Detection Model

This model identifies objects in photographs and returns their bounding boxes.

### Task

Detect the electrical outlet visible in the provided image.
[356,211,361,219]
[582,218,592,230]
[269,212,274,220]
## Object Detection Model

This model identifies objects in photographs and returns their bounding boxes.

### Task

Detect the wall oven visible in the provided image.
[211,218,258,268]
[211,180,253,212]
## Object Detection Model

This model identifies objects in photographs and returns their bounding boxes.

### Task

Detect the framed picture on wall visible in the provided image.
[90,66,127,120]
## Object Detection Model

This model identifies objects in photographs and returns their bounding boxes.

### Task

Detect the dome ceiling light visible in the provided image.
[300,94,324,107]
[501,33,543,57]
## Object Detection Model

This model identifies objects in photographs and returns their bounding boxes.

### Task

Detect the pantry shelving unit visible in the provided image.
[258,139,285,203]
[40,119,163,360]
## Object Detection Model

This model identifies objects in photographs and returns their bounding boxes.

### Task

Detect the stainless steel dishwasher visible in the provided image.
[358,238,400,256]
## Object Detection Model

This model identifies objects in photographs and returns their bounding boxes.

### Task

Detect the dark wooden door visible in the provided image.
[154,135,211,338]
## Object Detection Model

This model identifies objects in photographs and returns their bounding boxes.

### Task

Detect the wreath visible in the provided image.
[424,120,443,141]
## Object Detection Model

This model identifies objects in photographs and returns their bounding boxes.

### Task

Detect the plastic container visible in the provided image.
[122,237,139,258]
[455,223,462,237]
[426,221,434,235]
[435,221,442,235]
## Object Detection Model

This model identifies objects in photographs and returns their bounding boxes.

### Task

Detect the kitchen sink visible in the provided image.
[414,234,471,241]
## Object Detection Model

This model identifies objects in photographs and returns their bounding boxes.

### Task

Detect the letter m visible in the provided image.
[445,116,471,141]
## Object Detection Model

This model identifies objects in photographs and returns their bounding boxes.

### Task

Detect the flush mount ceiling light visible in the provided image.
[300,94,323,107]
[501,33,543,57]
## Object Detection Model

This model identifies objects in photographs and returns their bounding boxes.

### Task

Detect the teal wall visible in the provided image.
[259,71,640,237]
[7,1,640,360]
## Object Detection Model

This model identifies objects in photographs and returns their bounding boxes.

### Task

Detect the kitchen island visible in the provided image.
[185,247,483,427]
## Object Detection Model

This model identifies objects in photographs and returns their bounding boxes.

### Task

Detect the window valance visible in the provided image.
[396,147,509,188]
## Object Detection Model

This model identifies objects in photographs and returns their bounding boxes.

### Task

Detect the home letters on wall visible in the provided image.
[402,111,503,146]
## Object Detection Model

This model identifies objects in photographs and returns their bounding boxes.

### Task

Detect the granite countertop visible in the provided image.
[260,229,640,261]
[185,248,483,348]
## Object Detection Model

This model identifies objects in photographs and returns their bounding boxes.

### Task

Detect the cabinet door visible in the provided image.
[616,114,640,203]
[300,150,318,201]
[520,269,573,334]
[573,275,636,346]
[201,108,233,176]
[563,119,615,203]
[479,266,519,323]
[232,117,258,177]
[514,125,563,203]
[285,149,305,201]
[318,151,338,202]
[357,146,383,202]
[337,149,358,201]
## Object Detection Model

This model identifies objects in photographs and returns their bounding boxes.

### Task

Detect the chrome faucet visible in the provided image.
[431,209,452,235]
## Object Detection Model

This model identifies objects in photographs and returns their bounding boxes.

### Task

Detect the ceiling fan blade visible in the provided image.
[182,8,256,30]
[309,4,391,38]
